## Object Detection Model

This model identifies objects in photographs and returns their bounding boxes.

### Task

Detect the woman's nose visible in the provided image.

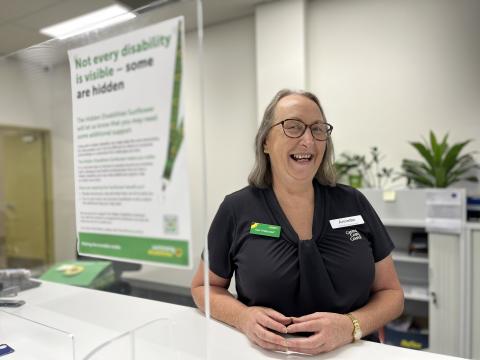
[299,126,315,145]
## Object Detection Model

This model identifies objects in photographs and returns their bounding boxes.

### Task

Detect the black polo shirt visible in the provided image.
[207,180,394,319]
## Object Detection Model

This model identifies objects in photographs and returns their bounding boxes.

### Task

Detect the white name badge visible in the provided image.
[329,215,364,229]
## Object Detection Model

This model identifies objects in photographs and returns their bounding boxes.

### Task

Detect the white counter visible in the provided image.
[0,281,465,360]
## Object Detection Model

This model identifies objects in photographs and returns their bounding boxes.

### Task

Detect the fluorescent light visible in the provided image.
[40,4,136,40]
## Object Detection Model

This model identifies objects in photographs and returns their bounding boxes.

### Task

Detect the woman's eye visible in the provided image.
[313,125,326,133]
[286,124,300,130]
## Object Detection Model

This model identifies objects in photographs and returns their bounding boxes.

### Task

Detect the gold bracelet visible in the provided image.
[345,313,363,342]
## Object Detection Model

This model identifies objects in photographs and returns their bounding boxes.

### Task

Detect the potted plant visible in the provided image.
[335,153,365,187]
[400,131,479,188]
[335,147,394,188]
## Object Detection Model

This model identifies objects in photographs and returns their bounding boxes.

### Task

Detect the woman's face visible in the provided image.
[264,94,327,186]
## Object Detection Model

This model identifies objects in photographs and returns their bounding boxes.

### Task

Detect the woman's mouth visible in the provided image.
[290,153,313,162]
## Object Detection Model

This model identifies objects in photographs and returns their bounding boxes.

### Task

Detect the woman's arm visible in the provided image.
[347,255,404,336]
[191,260,291,351]
[286,255,404,354]
[191,259,244,327]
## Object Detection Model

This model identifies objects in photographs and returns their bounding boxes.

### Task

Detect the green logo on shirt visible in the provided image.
[250,222,281,238]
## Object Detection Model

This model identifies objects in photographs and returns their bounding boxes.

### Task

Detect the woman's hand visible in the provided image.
[285,312,353,354]
[237,306,291,352]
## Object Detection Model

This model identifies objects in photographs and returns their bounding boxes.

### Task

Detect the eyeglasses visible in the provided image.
[270,119,333,141]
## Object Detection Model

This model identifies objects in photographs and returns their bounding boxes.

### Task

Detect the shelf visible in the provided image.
[361,189,466,356]
[466,222,480,230]
[382,219,426,228]
[392,250,428,264]
[403,284,429,302]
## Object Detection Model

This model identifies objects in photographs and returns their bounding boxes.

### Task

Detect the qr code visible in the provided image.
[163,215,178,234]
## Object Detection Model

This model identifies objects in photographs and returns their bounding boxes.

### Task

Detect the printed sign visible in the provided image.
[69,17,191,268]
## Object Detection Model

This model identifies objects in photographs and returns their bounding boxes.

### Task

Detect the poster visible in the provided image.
[68,17,191,268]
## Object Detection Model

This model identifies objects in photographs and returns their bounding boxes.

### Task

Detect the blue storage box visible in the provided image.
[384,316,428,350]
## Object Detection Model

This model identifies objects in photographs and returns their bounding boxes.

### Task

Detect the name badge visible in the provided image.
[250,222,281,238]
[329,215,364,229]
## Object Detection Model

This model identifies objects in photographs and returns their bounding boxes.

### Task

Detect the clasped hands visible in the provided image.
[237,306,354,355]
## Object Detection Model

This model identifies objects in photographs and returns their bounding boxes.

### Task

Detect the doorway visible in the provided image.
[0,126,53,269]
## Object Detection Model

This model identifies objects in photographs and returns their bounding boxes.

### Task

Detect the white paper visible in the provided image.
[425,189,463,234]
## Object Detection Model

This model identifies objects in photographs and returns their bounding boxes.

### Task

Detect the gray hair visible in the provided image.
[248,89,336,188]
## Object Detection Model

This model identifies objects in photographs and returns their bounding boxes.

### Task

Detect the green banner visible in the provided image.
[79,232,189,266]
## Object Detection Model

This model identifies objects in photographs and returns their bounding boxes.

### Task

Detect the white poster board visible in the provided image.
[68,17,191,268]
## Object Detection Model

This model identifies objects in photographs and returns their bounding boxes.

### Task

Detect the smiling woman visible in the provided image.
[191,89,404,355]
[263,94,330,192]
[248,90,336,190]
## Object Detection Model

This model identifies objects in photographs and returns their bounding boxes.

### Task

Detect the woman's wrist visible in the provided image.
[342,313,356,343]
[344,312,363,342]
[234,305,249,332]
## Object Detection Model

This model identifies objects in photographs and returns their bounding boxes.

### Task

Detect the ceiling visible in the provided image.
[0,0,268,57]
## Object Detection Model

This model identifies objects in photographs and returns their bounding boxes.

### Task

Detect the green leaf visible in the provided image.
[400,161,436,187]
[412,175,435,187]
[461,176,479,182]
[447,175,478,186]
[439,133,449,162]
[441,133,449,146]
[450,155,477,174]
[446,161,477,184]
[430,131,437,149]
[429,131,448,166]
[434,166,447,187]
[410,142,435,167]
[444,140,470,173]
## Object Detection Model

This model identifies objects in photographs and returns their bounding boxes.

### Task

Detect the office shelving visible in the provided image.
[402,283,429,302]
[468,223,480,359]
[391,250,428,264]
[360,189,464,358]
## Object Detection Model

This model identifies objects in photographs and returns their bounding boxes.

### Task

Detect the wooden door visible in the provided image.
[0,128,52,267]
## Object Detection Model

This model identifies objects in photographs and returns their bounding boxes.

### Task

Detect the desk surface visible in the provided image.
[0,281,464,360]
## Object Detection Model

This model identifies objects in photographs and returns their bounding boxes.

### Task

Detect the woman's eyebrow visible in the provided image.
[284,117,325,123]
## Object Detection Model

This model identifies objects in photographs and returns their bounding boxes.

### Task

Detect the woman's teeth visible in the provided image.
[290,154,313,161]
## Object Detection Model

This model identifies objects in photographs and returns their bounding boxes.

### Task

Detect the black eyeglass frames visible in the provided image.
[270,119,333,141]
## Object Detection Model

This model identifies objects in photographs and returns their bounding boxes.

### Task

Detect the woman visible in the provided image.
[191,89,404,354]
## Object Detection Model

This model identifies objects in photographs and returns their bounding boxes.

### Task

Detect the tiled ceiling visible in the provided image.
[0,0,267,57]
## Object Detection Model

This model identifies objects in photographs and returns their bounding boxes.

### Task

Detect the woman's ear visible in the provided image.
[263,143,268,154]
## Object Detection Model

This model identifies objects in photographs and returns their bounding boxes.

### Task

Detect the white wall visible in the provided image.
[202,17,257,215]
[50,63,77,262]
[307,0,480,191]
[255,0,306,122]
[0,59,51,129]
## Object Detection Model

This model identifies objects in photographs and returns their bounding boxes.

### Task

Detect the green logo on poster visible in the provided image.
[148,245,183,258]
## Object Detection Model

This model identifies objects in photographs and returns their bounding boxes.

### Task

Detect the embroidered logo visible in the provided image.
[346,229,362,241]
